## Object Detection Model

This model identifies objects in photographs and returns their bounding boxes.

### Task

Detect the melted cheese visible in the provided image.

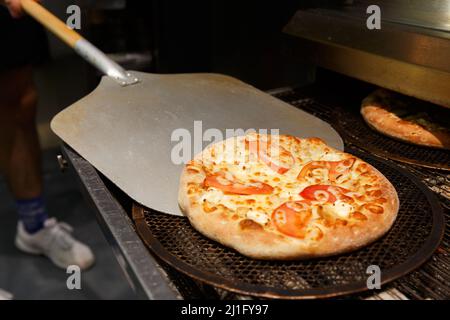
[308,167,329,183]
[279,186,303,200]
[327,200,354,218]
[201,188,223,204]
[246,210,269,225]
[320,153,343,161]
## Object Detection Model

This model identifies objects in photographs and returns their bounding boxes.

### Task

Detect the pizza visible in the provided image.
[178,133,399,260]
[361,89,450,149]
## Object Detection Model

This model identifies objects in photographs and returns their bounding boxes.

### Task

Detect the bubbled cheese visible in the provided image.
[328,200,353,218]
[246,210,269,225]
[201,188,223,204]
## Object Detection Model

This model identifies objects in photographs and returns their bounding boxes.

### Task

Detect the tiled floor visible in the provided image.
[0,148,136,299]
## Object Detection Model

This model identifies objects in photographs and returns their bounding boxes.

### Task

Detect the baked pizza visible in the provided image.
[178,133,399,260]
[361,89,450,149]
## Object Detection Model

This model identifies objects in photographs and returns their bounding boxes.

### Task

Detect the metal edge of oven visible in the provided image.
[61,145,182,300]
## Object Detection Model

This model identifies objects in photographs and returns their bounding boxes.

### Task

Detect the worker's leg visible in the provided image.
[0,65,48,233]
[0,65,94,270]
[0,65,42,198]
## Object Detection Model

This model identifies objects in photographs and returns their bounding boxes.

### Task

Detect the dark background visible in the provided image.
[83,0,323,89]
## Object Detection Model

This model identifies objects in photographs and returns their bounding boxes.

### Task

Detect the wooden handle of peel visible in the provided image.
[21,0,82,48]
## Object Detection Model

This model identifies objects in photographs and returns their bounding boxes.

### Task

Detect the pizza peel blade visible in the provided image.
[22,0,344,216]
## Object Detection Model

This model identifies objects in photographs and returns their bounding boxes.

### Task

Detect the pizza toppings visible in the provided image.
[204,172,273,195]
[329,158,356,181]
[317,205,344,227]
[327,200,354,219]
[297,161,324,180]
[297,158,356,182]
[246,209,269,225]
[299,185,350,203]
[272,201,312,238]
[200,187,224,204]
[246,137,295,174]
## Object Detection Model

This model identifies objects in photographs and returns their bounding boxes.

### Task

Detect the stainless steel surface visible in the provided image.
[62,146,182,300]
[284,1,450,108]
[74,39,139,86]
[51,72,343,216]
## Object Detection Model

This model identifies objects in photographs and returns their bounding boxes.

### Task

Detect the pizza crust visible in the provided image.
[361,89,450,149]
[178,135,399,260]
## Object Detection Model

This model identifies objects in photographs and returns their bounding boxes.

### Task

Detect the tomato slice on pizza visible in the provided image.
[272,201,312,238]
[297,158,355,182]
[204,172,274,195]
[246,137,294,174]
[299,185,350,203]
[329,158,356,181]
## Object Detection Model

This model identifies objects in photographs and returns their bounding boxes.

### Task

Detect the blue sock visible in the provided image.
[16,196,49,234]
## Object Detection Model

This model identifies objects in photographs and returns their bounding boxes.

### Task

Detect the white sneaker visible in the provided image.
[15,218,95,270]
[0,289,13,300]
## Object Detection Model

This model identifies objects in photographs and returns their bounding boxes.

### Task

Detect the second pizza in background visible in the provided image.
[361,89,450,149]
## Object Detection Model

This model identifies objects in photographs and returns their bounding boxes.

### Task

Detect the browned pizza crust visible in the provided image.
[178,135,399,260]
[361,89,450,149]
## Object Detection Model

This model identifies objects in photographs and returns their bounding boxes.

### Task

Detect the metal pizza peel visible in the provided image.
[23,0,343,216]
